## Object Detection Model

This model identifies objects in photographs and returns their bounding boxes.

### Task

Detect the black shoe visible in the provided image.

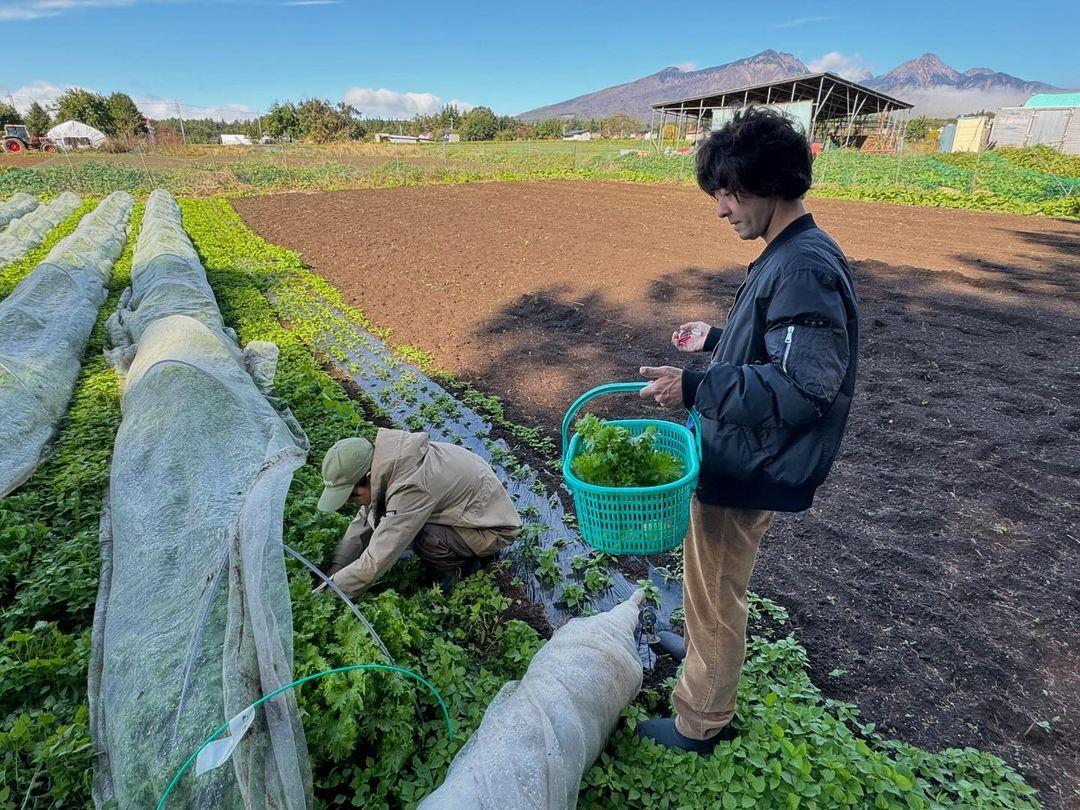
[438,568,462,595]
[654,630,686,662]
[635,717,737,754]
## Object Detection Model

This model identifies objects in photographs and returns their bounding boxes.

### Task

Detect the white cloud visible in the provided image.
[894,86,1033,117]
[2,80,78,112]
[809,51,873,81]
[672,61,696,72]
[771,15,831,29]
[2,80,258,122]
[136,94,260,121]
[0,1,139,22]
[342,86,476,119]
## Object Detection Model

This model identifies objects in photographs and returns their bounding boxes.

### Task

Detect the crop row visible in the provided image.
[0,192,82,268]
[0,198,98,299]
[1,142,1076,219]
[0,191,133,498]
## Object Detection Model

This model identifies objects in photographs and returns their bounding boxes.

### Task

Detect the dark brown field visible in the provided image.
[235,180,1080,806]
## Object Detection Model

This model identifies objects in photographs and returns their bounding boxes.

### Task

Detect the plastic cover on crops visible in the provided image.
[0,192,38,230]
[106,189,230,356]
[91,189,312,808]
[420,591,645,810]
[0,191,80,265]
[0,190,133,498]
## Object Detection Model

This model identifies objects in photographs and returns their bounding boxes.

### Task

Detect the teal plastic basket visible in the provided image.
[561,382,702,555]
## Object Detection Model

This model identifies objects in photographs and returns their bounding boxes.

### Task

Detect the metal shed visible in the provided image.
[650,72,912,153]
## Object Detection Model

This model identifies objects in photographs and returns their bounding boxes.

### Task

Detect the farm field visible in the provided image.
[1,141,1077,218]
[234,180,1080,806]
[0,179,1075,808]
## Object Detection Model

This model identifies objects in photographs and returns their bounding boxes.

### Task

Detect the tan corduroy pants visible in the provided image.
[673,498,774,739]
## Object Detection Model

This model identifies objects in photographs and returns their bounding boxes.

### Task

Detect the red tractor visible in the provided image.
[2,124,58,154]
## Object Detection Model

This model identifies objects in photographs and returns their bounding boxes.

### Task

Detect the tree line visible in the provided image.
[0,89,145,138]
[168,100,645,144]
[1,88,645,144]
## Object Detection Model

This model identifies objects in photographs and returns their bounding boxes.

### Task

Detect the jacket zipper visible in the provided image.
[782,325,795,373]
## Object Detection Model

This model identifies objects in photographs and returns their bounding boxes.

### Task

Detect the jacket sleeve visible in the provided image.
[702,325,723,353]
[686,267,850,429]
[332,510,373,570]
[330,485,437,598]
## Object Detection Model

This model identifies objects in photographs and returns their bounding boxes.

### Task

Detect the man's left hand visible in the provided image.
[639,366,685,409]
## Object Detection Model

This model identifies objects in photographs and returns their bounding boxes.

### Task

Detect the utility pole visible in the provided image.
[176,102,187,144]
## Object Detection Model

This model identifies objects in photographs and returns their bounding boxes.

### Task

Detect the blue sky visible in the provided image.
[1,0,1077,120]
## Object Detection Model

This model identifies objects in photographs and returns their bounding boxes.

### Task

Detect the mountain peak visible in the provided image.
[518,49,1062,122]
[868,52,962,89]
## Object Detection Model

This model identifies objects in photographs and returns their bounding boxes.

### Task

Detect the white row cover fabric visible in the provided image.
[46,119,108,149]
[0,191,81,267]
[0,191,133,497]
[91,190,311,809]
[0,192,38,231]
[420,591,646,810]
[106,190,231,359]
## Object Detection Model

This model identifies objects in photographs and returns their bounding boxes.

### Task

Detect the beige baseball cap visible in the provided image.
[317,437,375,512]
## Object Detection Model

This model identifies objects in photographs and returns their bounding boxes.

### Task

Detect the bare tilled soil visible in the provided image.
[235,181,1080,806]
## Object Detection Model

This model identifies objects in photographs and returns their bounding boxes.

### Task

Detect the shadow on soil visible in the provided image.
[463,245,1080,807]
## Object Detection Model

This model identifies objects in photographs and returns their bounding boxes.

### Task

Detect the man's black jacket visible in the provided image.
[682,213,859,512]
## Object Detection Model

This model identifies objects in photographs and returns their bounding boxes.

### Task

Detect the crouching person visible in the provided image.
[316,429,521,598]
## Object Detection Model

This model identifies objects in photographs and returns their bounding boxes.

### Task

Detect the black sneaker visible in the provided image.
[635,717,737,754]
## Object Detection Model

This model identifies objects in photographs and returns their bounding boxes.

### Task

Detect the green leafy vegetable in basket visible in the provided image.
[570,413,684,487]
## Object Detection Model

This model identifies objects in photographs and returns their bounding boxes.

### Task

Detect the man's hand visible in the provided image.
[640,366,685,409]
[671,321,713,353]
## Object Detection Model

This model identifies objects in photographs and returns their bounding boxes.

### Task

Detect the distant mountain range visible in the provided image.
[517,51,1066,121]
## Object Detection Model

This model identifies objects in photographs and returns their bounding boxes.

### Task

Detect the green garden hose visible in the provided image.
[156,664,455,809]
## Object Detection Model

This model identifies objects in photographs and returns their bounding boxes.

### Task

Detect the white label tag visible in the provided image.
[194,707,256,777]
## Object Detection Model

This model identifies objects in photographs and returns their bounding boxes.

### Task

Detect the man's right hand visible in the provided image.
[672,321,713,353]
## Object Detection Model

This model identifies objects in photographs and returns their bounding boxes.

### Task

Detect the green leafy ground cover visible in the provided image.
[997,145,1080,178]
[1,143,1075,218]
[812,149,1079,218]
[0,195,1044,807]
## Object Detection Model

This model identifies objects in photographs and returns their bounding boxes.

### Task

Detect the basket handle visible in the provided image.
[560,381,703,461]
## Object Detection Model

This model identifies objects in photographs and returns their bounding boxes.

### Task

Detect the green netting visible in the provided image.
[813,148,1079,201]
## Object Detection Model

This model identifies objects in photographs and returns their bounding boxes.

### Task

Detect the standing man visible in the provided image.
[636,107,860,753]
[317,429,521,598]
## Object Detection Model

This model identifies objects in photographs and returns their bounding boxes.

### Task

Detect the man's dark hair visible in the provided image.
[695,107,812,200]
